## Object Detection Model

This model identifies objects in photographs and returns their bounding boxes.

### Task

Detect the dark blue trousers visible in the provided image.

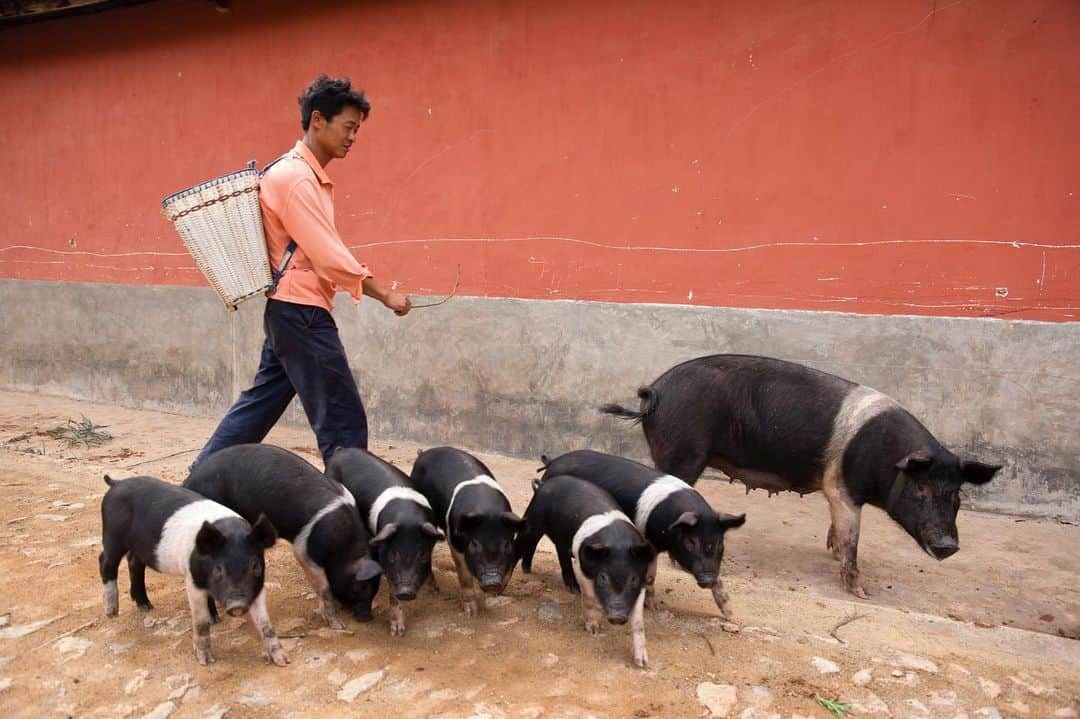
[193,299,369,466]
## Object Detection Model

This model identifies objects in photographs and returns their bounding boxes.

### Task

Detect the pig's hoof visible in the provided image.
[644,595,657,611]
[584,619,600,635]
[326,616,347,630]
[462,600,479,618]
[633,651,649,669]
[195,648,215,666]
[268,644,290,666]
[104,605,119,617]
[137,602,154,613]
[389,621,406,638]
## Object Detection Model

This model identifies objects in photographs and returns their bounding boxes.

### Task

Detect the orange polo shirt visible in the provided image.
[260,140,372,311]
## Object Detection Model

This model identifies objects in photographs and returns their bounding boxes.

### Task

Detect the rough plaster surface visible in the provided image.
[2,280,1076,519]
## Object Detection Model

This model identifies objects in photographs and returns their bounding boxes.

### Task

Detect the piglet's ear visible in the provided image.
[719,512,746,530]
[895,453,933,474]
[195,521,225,555]
[961,460,1002,485]
[667,511,698,532]
[369,522,399,547]
[354,557,383,582]
[421,522,445,542]
[251,514,278,548]
[456,511,483,531]
[501,511,526,530]
[580,543,610,563]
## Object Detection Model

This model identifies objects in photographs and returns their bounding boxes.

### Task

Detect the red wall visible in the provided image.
[1,0,1077,321]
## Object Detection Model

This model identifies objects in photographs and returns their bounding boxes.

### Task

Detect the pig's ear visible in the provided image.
[421,522,445,542]
[960,460,1002,485]
[580,543,610,564]
[354,557,383,582]
[251,514,278,548]
[667,511,698,532]
[500,511,526,530]
[718,512,746,530]
[631,542,657,562]
[895,453,934,474]
[195,521,225,555]
[369,522,399,547]
[455,511,483,533]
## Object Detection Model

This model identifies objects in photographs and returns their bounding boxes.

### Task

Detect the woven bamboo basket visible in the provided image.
[161,162,272,311]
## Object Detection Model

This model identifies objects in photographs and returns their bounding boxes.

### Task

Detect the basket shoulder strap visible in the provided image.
[262,148,318,296]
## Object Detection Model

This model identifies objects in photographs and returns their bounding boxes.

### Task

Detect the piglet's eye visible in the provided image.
[597,572,610,585]
[469,539,481,552]
[250,558,262,578]
[213,563,224,579]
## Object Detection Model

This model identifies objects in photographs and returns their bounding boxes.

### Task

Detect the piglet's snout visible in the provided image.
[605,605,630,625]
[479,571,504,593]
[225,597,250,617]
[695,573,717,588]
[394,585,418,601]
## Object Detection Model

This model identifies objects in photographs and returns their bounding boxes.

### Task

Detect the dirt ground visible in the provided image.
[0,390,1076,719]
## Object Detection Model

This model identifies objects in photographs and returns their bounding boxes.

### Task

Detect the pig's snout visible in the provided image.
[927,537,959,560]
[695,573,717,588]
[479,572,504,594]
[394,585,418,601]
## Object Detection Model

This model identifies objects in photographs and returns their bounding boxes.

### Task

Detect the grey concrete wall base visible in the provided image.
[3,279,1077,520]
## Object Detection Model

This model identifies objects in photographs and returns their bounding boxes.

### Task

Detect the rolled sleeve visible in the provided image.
[280,178,372,302]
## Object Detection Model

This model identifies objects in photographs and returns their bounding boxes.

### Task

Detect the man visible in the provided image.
[193,75,411,467]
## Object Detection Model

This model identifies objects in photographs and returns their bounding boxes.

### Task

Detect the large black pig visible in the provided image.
[602,354,1001,598]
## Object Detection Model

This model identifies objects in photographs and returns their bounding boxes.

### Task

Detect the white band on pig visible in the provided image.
[634,474,692,534]
[571,510,634,560]
[155,500,241,576]
[822,386,897,483]
[367,487,432,533]
[294,487,355,563]
[445,475,507,533]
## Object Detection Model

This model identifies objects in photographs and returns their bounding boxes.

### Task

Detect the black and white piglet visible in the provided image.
[326,448,444,637]
[184,444,383,627]
[516,474,656,668]
[540,450,745,619]
[99,475,287,666]
[410,446,523,617]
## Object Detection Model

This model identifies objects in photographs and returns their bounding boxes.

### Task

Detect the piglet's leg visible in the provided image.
[184,575,215,666]
[127,555,153,612]
[630,588,649,669]
[295,550,346,630]
[388,595,406,637]
[572,562,603,635]
[823,472,867,599]
[248,588,289,666]
[451,548,479,617]
[644,557,658,610]
[710,579,734,620]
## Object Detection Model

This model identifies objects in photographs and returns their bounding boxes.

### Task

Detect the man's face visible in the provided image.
[312,106,363,160]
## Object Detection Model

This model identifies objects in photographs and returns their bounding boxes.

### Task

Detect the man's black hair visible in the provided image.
[298,75,371,131]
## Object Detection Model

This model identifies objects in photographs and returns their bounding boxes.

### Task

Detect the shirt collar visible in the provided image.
[293,140,333,186]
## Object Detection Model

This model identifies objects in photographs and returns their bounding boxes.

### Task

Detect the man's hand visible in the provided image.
[362,277,411,316]
[383,291,411,316]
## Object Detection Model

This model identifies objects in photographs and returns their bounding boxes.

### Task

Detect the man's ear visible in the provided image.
[309,109,325,130]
